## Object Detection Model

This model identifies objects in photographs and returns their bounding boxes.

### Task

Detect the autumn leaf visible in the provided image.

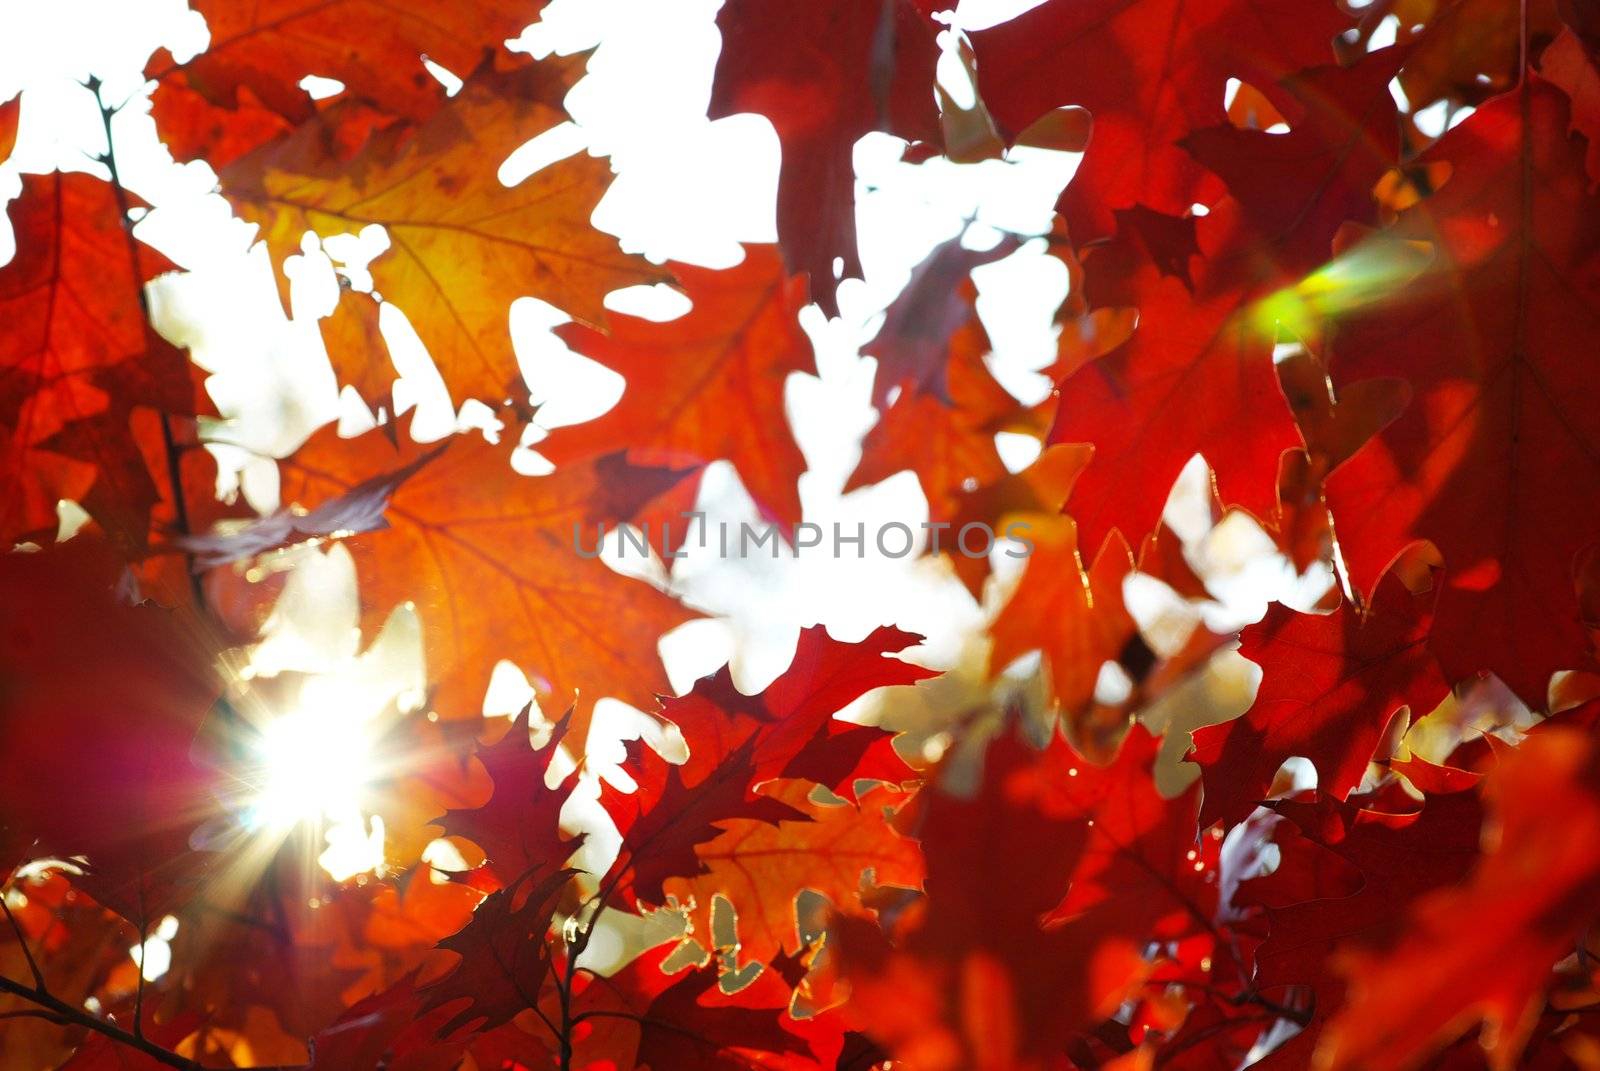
[1190,562,1451,829]
[655,624,933,797]
[1322,726,1600,1070]
[989,524,1137,720]
[146,0,543,166]
[848,234,1044,531]
[0,93,18,165]
[849,316,1030,532]
[303,972,470,1070]
[545,245,813,530]
[862,234,1020,409]
[940,441,1087,600]
[434,706,585,890]
[419,866,575,1038]
[1354,0,1565,113]
[275,417,699,718]
[1048,207,1303,552]
[597,626,931,911]
[303,970,556,1070]
[582,945,831,1071]
[663,781,924,970]
[600,734,809,909]
[709,0,941,317]
[833,726,1203,1071]
[1240,784,1485,1067]
[970,0,1351,242]
[223,50,668,405]
[0,172,199,549]
[173,440,443,567]
[1322,78,1600,705]
[317,291,398,415]
[1543,23,1600,183]
[1271,347,1410,572]
[1180,47,1407,276]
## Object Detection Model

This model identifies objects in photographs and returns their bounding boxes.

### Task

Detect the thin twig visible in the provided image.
[0,1008,71,1025]
[0,891,45,990]
[133,909,149,1041]
[85,77,204,609]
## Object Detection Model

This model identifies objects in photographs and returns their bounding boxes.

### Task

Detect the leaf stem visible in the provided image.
[554,866,626,1071]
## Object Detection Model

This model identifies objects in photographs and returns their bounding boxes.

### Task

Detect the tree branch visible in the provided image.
[0,970,313,1070]
[0,972,202,1071]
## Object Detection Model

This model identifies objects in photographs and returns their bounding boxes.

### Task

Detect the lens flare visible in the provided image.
[247,696,377,832]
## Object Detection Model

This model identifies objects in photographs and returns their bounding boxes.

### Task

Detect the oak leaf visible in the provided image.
[1323,726,1600,1071]
[275,418,699,718]
[1271,347,1409,572]
[545,246,812,530]
[0,173,198,549]
[833,726,1203,1071]
[1048,206,1302,553]
[582,945,832,1071]
[223,50,667,406]
[1190,563,1450,829]
[599,734,809,909]
[599,626,932,908]
[1180,48,1407,277]
[847,234,1043,531]
[146,0,542,166]
[434,707,585,891]
[657,624,933,798]
[419,866,575,1038]
[970,0,1350,242]
[1357,0,1564,112]
[0,93,17,165]
[174,440,443,567]
[1240,784,1485,1067]
[989,524,1137,720]
[1323,78,1600,704]
[862,234,1019,409]
[663,781,924,970]
[709,0,941,317]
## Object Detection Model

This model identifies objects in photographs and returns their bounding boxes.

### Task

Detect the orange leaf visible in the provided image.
[223,51,668,406]
[546,246,812,529]
[276,420,699,719]
[146,0,543,165]
[665,782,923,969]
[0,173,198,549]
